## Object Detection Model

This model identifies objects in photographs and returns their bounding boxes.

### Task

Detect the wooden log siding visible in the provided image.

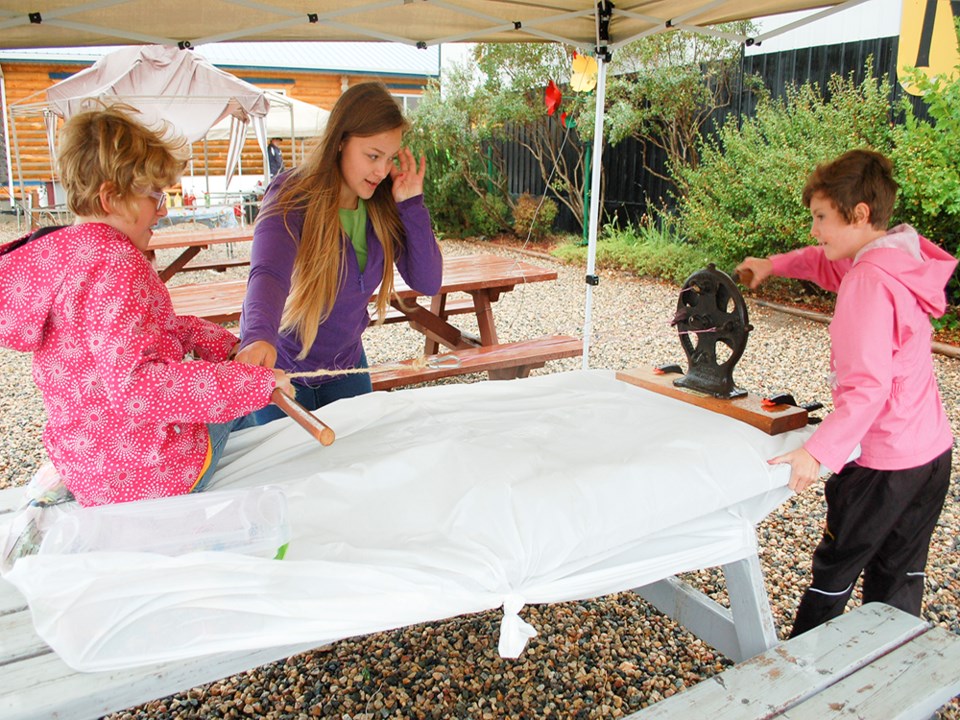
[1,61,426,187]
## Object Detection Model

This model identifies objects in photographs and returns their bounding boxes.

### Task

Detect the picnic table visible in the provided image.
[0,370,820,718]
[166,253,583,388]
[147,227,254,282]
[155,205,239,230]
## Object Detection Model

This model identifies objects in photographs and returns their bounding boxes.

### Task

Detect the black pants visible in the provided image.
[789,447,952,638]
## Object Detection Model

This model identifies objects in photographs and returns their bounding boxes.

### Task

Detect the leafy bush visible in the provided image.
[468,193,510,237]
[512,193,558,241]
[673,65,895,271]
[553,214,708,284]
[891,69,960,307]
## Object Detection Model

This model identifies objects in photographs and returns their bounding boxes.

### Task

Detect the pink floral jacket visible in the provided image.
[0,223,277,506]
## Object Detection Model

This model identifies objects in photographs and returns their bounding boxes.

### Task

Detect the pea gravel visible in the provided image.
[1,221,957,719]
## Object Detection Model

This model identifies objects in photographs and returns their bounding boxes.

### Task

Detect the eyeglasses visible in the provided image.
[147,191,168,211]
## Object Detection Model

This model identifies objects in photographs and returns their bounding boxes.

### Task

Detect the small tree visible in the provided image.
[605,23,754,191]
[410,43,596,236]
[407,62,508,235]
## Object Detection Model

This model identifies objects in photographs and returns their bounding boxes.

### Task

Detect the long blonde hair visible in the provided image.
[260,83,408,358]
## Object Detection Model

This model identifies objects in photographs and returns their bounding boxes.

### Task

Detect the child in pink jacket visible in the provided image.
[0,105,291,506]
[737,149,956,636]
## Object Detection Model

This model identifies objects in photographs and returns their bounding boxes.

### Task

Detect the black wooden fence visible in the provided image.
[501,34,927,234]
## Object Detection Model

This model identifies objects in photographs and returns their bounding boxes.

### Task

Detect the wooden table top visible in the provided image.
[148,227,254,250]
[394,254,557,296]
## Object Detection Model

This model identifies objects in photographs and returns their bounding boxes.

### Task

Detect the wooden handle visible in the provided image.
[733,268,754,286]
[271,389,335,446]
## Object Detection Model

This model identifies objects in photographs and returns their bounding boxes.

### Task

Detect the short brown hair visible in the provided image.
[57,102,188,218]
[801,149,898,229]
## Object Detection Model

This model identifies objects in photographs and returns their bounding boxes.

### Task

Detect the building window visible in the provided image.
[393,94,421,113]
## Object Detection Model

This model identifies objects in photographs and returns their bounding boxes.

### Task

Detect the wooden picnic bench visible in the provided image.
[370,335,583,390]
[166,255,583,387]
[0,485,318,720]
[627,602,960,720]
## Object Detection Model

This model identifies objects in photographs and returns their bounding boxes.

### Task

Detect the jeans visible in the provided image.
[238,348,372,428]
[192,416,242,493]
[193,349,372,492]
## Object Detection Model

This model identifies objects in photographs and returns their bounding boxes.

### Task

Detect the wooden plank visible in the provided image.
[148,228,254,251]
[616,367,808,435]
[634,556,775,665]
[0,641,322,720]
[0,579,28,616]
[166,254,557,325]
[372,297,475,325]
[370,335,582,390]
[167,279,247,324]
[181,258,251,274]
[0,608,49,664]
[626,603,930,720]
[780,625,960,720]
[724,555,779,661]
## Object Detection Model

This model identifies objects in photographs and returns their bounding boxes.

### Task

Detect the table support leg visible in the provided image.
[157,246,203,283]
[426,295,445,355]
[472,290,517,380]
[632,554,778,663]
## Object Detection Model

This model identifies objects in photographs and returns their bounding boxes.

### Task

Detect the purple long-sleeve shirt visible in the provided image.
[240,173,442,382]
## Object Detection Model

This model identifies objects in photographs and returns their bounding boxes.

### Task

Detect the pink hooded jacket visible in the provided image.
[770,224,956,473]
[0,223,277,506]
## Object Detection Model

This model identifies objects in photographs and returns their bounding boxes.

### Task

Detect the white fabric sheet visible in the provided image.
[46,45,270,143]
[3,370,814,671]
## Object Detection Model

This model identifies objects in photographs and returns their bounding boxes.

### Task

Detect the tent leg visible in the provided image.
[581,56,607,370]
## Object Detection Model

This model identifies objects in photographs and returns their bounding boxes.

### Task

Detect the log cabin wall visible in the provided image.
[1,58,429,195]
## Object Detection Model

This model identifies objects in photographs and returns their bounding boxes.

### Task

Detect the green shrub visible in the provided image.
[891,69,960,306]
[468,193,510,237]
[512,193,558,241]
[673,65,895,271]
[553,214,709,285]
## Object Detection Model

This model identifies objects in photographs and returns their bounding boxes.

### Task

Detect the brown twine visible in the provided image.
[286,353,461,380]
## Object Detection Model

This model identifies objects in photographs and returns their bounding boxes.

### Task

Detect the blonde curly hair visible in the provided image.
[57,102,188,219]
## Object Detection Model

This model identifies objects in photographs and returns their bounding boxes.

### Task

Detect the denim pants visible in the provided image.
[193,350,372,492]
[231,348,372,428]
[192,416,242,493]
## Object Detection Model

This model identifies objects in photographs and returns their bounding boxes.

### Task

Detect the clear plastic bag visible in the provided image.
[38,485,291,559]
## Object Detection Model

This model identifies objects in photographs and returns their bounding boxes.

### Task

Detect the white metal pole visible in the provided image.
[581,56,607,369]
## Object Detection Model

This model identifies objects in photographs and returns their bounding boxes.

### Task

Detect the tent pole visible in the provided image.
[203,139,210,196]
[581,55,607,370]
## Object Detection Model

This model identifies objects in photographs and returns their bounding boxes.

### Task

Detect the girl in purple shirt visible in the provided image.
[237,83,442,422]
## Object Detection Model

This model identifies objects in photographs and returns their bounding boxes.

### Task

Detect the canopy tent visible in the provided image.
[206,90,330,168]
[207,91,328,141]
[9,45,272,197]
[0,0,861,360]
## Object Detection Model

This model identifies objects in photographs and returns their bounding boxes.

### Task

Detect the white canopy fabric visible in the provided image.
[0,2,853,50]
[0,0,860,357]
[1,370,816,671]
[206,91,330,140]
[43,45,271,184]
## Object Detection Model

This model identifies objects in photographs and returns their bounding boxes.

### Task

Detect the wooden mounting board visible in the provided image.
[616,367,808,435]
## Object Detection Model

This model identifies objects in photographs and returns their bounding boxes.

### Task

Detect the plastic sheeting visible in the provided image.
[2,370,815,671]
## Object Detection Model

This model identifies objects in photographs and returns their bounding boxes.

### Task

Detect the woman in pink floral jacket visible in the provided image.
[0,105,290,506]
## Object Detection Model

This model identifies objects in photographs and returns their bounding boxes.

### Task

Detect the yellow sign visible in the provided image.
[898,0,960,95]
[570,52,598,93]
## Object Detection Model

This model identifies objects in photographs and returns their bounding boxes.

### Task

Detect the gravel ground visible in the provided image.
[1,219,958,719]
